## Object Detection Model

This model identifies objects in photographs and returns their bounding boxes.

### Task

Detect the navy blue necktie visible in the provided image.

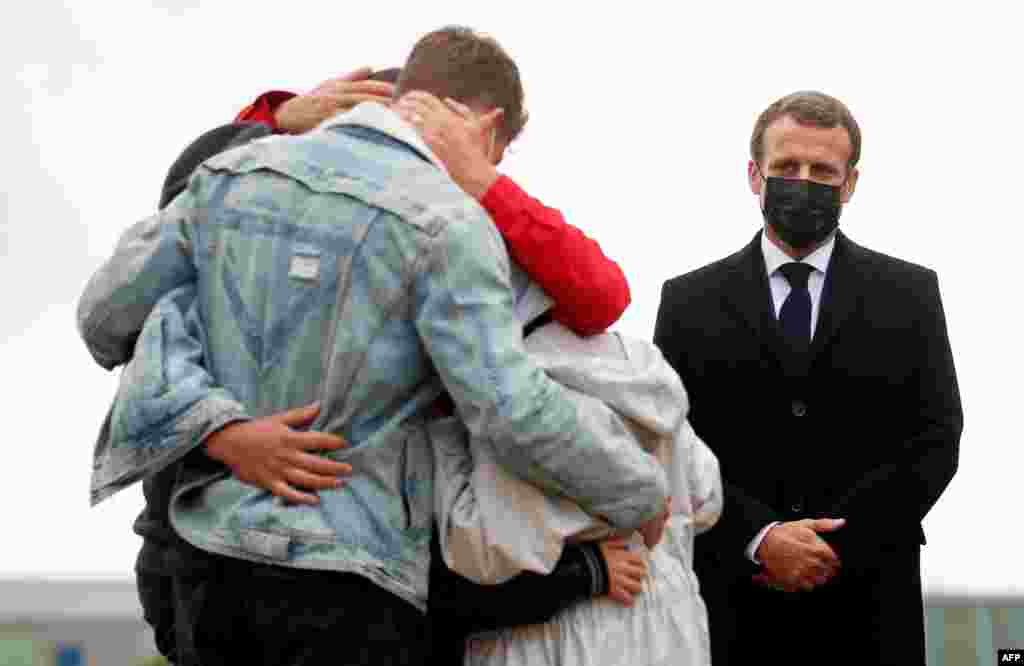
[778,262,814,348]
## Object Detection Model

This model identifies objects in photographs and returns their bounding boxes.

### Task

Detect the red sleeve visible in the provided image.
[481,175,631,336]
[233,90,298,130]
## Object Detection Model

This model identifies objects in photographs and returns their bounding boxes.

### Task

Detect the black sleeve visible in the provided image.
[428,532,608,637]
[158,122,275,208]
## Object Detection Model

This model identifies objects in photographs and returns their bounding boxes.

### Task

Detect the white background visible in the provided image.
[2,1,1020,597]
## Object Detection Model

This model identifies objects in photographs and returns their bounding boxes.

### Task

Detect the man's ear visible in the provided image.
[841,167,859,203]
[748,160,763,196]
[477,106,504,129]
[476,107,505,165]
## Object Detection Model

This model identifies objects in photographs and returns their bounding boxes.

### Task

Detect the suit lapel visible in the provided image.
[721,232,793,374]
[722,230,866,378]
[808,231,865,366]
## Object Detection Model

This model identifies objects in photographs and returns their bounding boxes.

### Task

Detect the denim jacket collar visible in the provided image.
[317,102,450,176]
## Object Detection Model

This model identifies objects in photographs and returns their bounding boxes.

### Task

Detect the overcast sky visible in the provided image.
[2,1,1021,597]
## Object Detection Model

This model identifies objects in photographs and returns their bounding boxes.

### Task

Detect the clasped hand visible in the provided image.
[752,518,845,593]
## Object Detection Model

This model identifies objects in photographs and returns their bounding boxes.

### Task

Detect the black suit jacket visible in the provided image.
[654,230,962,579]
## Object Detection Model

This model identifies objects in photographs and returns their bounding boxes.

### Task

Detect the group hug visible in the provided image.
[77,25,962,666]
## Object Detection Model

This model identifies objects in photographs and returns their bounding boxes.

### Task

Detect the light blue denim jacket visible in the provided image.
[77,103,668,610]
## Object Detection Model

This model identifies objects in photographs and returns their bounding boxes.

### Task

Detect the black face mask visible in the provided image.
[760,175,843,250]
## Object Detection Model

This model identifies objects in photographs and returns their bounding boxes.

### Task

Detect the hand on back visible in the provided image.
[204,403,351,505]
[600,535,649,606]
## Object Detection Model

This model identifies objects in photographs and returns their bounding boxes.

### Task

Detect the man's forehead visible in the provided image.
[764,114,852,163]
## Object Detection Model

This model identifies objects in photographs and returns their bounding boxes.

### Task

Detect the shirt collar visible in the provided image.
[314,101,450,176]
[760,228,836,278]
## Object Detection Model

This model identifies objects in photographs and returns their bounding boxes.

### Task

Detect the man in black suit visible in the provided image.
[654,90,961,665]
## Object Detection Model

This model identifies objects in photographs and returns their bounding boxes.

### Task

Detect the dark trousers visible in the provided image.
[136,540,205,666]
[151,540,431,666]
[197,556,430,665]
[136,565,180,663]
[701,547,926,666]
[139,530,594,665]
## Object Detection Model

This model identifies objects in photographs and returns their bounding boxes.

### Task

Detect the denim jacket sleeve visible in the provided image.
[79,188,248,504]
[414,212,668,529]
[77,190,200,370]
[91,285,246,505]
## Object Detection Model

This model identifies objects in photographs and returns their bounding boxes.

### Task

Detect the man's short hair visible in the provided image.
[396,26,528,143]
[369,68,401,84]
[750,91,861,170]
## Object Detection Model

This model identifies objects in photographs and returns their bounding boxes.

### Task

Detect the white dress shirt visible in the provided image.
[761,230,835,337]
[744,230,836,563]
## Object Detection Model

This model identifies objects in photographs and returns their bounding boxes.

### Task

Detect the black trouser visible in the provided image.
[171,544,432,666]
[136,542,184,664]
[139,525,599,665]
[700,546,926,666]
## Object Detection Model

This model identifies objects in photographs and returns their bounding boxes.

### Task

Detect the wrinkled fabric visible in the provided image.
[89,260,551,509]
[89,285,243,506]
[430,287,721,664]
[463,527,711,666]
[434,301,722,584]
[77,104,667,610]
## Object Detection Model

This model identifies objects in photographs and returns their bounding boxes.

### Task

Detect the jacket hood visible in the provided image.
[524,321,689,450]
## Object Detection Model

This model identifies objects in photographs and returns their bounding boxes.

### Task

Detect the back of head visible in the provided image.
[160,123,274,209]
[369,67,401,84]
[396,26,528,143]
